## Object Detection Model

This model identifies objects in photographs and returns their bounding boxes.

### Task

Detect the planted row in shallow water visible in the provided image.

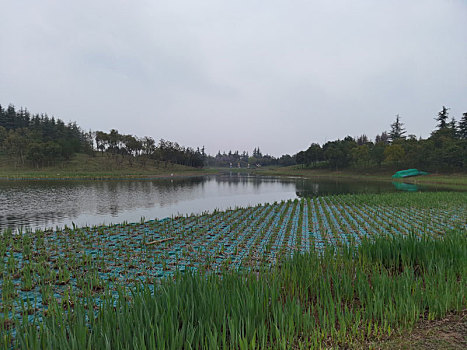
[0,192,466,342]
[3,230,466,349]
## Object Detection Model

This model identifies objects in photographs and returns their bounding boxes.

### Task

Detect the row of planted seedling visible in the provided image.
[3,229,466,349]
[1,192,466,337]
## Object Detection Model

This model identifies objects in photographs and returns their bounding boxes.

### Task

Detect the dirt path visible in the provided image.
[368,311,466,350]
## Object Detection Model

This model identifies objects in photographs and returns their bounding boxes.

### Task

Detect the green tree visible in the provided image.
[4,129,30,166]
[384,144,405,167]
[389,115,406,142]
[304,143,323,166]
[26,142,46,167]
[356,134,369,145]
[370,142,386,167]
[351,144,371,168]
[142,137,155,156]
[435,106,449,129]
[295,151,305,165]
[25,141,61,167]
[108,129,121,153]
[0,126,7,147]
[58,138,80,160]
[4,105,17,130]
[375,131,390,144]
[324,143,344,170]
[447,117,458,138]
[459,112,467,139]
[95,131,109,154]
[441,142,464,169]
[123,135,143,165]
[323,137,356,170]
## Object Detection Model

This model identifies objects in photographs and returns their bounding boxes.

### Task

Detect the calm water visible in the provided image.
[0,174,452,231]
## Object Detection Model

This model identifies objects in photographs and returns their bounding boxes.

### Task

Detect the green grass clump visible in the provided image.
[5,230,465,349]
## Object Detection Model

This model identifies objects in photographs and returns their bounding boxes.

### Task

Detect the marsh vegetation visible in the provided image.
[0,192,465,348]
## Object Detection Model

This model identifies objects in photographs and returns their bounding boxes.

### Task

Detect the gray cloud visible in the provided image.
[1,0,466,156]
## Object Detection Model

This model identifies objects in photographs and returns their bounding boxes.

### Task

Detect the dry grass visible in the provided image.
[368,310,467,350]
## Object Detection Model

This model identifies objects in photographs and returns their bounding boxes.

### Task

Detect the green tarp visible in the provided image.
[392,169,429,178]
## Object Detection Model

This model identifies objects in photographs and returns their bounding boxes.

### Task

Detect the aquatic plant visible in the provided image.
[0,191,465,347]
[2,230,465,349]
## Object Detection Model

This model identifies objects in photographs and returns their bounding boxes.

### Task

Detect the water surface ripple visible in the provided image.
[0,174,452,231]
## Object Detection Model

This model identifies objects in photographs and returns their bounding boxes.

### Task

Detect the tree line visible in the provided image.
[0,104,205,168]
[1,103,466,172]
[296,107,467,172]
[0,103,292,170]
[94,130,204,168]
[0,104,93,167]
[205,147,295,168]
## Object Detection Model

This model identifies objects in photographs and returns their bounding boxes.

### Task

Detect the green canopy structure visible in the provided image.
[392,169,429,178]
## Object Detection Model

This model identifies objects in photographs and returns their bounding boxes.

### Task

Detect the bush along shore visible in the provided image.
[0,192,466,348]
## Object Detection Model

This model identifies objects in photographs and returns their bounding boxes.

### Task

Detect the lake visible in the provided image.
[0,173,453,231]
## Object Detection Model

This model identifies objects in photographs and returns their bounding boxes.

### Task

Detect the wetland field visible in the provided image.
[0,176,466,349]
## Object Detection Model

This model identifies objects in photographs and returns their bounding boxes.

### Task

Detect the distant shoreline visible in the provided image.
[252,166,467,190]
[0,170,216,181]
[1,164,466,191]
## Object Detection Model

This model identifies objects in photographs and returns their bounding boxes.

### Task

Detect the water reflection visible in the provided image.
[392,182,419,192]
[295,178,397,197]
[0,174,455,232]
[0,175,299,231]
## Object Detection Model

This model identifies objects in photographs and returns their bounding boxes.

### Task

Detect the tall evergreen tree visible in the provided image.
[5,105,16,130]
[375,131,389,144]
[435,106,449,129]
[0,105,4,127]
[459,112,467,139]
[389,114,406,142]
[356,134,369,145]
[448,117,458,138]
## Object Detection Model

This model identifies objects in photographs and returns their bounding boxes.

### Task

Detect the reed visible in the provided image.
[1,192,466,348]
[2,230,464,349]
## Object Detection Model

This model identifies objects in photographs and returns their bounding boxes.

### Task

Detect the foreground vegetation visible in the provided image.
[2,230,465,349]
[0,192,466,348]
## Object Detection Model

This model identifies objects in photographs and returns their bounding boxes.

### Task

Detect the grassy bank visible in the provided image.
[0,153,217,179]
[253,166,467,190]
[3,230,465,349]
[2,153,466,189]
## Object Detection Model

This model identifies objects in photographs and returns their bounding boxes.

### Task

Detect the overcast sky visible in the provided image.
[1,0,466,156]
